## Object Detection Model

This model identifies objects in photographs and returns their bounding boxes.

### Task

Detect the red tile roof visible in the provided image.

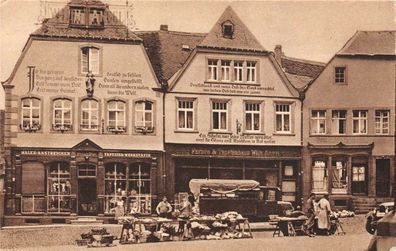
[337,31,396,56]
[31,0,141,42]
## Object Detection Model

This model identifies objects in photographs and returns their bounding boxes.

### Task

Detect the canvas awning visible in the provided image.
[189,179,260,196]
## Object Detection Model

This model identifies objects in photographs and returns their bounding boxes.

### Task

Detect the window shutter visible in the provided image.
[22,162,45,194]
[81,48,89,73]
[90,48,100,74]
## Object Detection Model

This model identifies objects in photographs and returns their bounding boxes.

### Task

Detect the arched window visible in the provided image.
[134,100,154,133]
[81,47,100,74]
[81,99,99,131]
[21,97,41,131]
[107,100,126,133]
[53,98,72,131]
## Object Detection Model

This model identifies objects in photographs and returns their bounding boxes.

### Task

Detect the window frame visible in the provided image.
[244,101,263,133]
[134,99,155,134]
[331,110,347,135]
[79,45,102,76]
[207,59,218,81]
[106,99,127,133]
[211,99,230,132]
[220,60,231,82]
[275,103,292,134]
[80,98,100,132]
[20,96,42,132]
[375,110,390,135]
[233,61,244,83]
[334,66,347,84]
[352,110,368,135]
[310,110,326,135]
[52,97,73,132]
[176,98,196,131]
[246,61,257,83]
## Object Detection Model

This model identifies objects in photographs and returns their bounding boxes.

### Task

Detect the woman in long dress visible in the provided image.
[317,194,331,235]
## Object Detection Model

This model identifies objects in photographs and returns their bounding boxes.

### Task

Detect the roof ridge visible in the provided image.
[136,30,207,37]
[281,55,326,66]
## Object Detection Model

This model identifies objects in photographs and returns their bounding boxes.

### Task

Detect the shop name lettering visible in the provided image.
[190,82,275,95]
[191,148,295,157]
[21,150,70,156]
[104,152,151,158]
[195,133,275,144]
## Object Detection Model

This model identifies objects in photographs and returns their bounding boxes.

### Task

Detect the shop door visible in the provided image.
[78,179,97,215]
[376,159,390,197]
[352,165,368,195]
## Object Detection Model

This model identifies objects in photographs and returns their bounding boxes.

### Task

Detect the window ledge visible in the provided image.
[273,133,295,136]
[174,130,199,134]
[208,131,232,135]
[242,132,266,136]
[204,80,260,86]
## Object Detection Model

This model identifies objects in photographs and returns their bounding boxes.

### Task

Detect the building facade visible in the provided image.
[302,31,396,212]
[1,0,164,225]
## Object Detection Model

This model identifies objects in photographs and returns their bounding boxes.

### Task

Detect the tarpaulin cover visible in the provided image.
[189,179,260,196]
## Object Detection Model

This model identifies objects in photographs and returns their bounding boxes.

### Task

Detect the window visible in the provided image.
[352,166,365,181]
[81,47,100,75]
[21,97,41,131]
[331,159,348,194]
[352,110,367,134]
[70,6,104,28]
[129,163,152,214]
[70,8,86,25]
[107,100,126,133]
[332,110,346,134]
[335,66,346,84]
[208,59,218,81]
[311,110,326,134]
[48,162,71,212]
[135,100,154,133]
[245,102,261,132]
[222,22,234,38]
[178,99,194,130]
[246,61,256,83]
[104,163,127,214]
[212,101,228,131]
[375,110,389,134]
[312,160,328,193]
[53,98,72,131]
[21,162,45,213]
[78,164,96,177]
[221,60,231,81]
[234,61,243,82]
[81,99,99,131]
[89,9,104,26]
[275,104,291,133]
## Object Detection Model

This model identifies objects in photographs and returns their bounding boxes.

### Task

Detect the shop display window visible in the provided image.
[129,163,151,214]
[48,162,71,212]
[312,159,328,193]
[331,159,348,194]
[104,163,127,214]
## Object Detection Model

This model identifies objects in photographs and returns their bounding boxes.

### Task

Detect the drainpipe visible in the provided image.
[299,90,305,208]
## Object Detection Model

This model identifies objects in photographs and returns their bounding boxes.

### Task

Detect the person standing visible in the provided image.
[317,194,331,235]
[156,196,173,218]
[304,193,316,236]
[177,197,192,235]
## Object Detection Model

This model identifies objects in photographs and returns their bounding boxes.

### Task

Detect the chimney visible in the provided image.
[160,24,168,31]
[274,45,283,64]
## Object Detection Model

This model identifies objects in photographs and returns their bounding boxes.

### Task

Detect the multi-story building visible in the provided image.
[140,7,313,205]
[1,0,164,225]
[302,31,396,212]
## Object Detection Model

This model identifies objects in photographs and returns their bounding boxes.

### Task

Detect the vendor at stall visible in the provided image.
[156,196,173,218]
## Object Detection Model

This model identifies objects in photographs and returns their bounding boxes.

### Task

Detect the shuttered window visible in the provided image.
[22,162,45,194]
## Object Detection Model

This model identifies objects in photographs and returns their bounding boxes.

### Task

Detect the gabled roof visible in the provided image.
[337,30,396,56]
[198,6,266,52]
[31,0,141,42]
[136,30,206,83]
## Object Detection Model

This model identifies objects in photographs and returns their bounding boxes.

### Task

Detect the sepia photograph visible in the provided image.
[0,0,395,250]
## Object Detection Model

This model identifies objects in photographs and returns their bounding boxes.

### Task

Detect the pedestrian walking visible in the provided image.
[317,194,332,235]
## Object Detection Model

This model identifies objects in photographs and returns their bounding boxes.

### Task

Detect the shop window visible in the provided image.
[129,163,151,214]
[212,100,228,131]
[104,163,127,214]
[352,110,367,134]
[312,160,328,193]
[310,110,326,134]
[53,98,73,132]
[335,66,346,84]
[175,158,209,192]
[331,159,348,194]
[233,61,243,82]
[177,99,195,130]
[21,97,41,132]
[81,47,100,75]
[21,162,46,213]
[78,164,96,177]
[221,60,231,81]
[246,61,257,83]
[48,162,71,212]
[375,110,389,134]
[245,102,261,132]
[207,59,218,81]
[81,99,99,131]
[134,100,154,133]
[275,103,291,133]
[332,110,346,134]
[107,100,126,133]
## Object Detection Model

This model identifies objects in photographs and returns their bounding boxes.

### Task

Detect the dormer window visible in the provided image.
[69,6,104,28]
[70,8,86,25]
[89,9,104,26]
[222,21,234,38]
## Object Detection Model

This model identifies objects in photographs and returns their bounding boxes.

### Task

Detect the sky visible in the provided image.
[0,0,395,109]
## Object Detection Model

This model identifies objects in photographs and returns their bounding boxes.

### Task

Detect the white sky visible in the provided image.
[0,0,395,109]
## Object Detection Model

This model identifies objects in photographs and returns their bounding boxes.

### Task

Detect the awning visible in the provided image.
[189,179,260,196]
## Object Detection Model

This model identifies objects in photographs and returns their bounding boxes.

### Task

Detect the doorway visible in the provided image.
[78,179,97,215]
[376,159,390,197]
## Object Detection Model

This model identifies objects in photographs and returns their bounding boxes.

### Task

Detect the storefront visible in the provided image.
[165,144,302,206]
[3,139,162,225]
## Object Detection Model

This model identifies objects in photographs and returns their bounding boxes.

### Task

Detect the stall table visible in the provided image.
[271,217,307,237]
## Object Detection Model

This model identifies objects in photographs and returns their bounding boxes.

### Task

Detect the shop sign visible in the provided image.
[190,148,300,158]
[195,133,275,144]
[104,152,151,158]
[20,150,70,156]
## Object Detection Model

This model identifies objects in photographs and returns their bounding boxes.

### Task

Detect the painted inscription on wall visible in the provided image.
[190,82,275,95]
[195,133,276,144]
[30,67,145,96]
